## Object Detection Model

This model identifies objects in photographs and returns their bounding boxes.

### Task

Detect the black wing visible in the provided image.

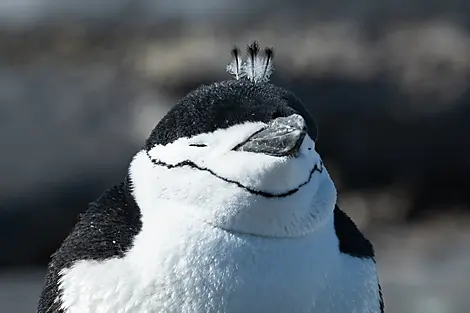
[37,179,142,313]
[334,205,384,312]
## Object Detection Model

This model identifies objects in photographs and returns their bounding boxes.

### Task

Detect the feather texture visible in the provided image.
[226,41,274,83]
[226,46,243,80]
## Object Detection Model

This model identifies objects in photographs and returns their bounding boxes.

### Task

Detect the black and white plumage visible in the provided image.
[37,41,384,313]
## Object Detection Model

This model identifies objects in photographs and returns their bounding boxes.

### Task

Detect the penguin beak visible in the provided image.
[233,114,307,157]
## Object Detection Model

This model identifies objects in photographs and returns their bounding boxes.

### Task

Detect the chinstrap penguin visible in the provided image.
[37,42,384,313]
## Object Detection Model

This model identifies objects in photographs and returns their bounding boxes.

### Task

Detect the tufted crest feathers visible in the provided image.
[226,41,274,83]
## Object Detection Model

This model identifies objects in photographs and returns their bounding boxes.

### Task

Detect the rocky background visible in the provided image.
[1,1,470,312]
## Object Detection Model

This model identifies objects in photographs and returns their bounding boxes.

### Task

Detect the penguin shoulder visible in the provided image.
[37,181,142,313]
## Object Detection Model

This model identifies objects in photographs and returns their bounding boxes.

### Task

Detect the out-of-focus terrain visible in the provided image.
[1,1,469,312]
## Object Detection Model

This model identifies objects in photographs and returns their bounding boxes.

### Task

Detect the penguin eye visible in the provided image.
[189,143,207,147]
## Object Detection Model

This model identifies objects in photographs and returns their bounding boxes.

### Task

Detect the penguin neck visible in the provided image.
[129,168,337,239]
[128,149,338,238]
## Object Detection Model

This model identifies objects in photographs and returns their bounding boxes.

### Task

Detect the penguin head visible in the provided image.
[130,42,337,238]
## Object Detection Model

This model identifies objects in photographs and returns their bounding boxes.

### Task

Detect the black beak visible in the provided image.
[233,114,307,157]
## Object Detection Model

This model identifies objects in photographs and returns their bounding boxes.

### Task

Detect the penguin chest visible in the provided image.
[58,216,341,313]
[137,226,340,313]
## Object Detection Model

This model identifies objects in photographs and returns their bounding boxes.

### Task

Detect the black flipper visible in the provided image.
[334,205,384,312]
[37,178,142,313]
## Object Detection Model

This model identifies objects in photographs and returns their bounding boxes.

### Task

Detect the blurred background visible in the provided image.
[1,0,469,312]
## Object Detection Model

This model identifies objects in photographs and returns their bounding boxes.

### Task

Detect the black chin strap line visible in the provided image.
[146,151,323,198]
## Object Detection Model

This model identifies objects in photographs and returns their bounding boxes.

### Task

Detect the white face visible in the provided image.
[130,118,337,238]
